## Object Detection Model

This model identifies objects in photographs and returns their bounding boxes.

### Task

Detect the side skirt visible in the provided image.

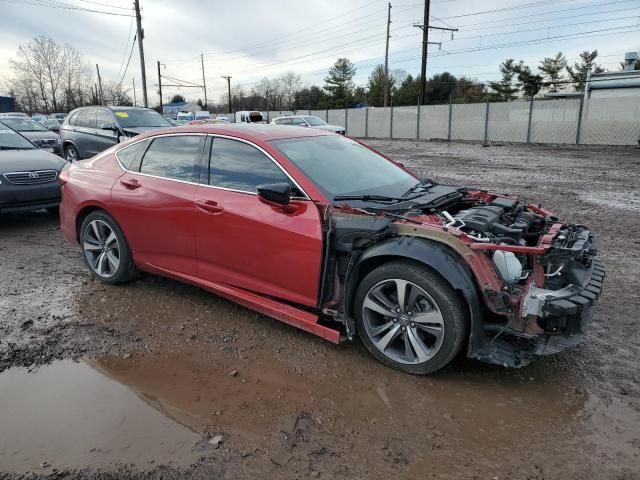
[143,263,342,344]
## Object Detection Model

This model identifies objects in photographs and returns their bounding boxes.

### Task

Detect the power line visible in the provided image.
[73,0,132,10]
[441,0,582,19]
[0,0,134,16]
[115,14,135,83]
[117,34,136,88]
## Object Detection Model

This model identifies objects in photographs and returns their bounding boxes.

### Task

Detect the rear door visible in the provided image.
[110,134,206,275]
[193,136,323,307]
[74,108,97,158]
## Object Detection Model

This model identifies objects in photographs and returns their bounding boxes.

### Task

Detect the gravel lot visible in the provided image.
[1,140,639,480]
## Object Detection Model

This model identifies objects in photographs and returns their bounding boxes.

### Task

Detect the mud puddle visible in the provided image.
[2,344,638,478]
[0,360,200,472]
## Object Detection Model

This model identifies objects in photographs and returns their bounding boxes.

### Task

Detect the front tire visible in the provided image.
[354,260,468,375]
[80,211,138,284]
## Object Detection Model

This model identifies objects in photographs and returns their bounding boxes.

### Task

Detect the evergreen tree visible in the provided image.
[170,94,186,104]
[393,74,420,106]
[539,52,567,93]
[514,63,543,98]
[324,58,356,107]
[367,64,393,107]
[489,59,519,101]
[566,50,604,92]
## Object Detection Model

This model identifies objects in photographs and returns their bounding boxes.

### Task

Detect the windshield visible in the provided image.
[304,116,326,126]
[271,136,416,200]
[1,118,48,132]
[113,109,171,128]
[0,127,36,150]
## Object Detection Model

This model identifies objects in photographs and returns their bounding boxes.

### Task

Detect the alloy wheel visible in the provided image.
[65,146,78,162]
[362,278,445,365]
[82,219,120,278]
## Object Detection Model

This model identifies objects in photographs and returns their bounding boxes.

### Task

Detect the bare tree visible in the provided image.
[101,80,133,106]
[8,36,94,113]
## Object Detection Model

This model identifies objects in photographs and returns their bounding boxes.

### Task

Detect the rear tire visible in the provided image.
[354,260,468,375]
[64,144,79,162]
[80,210,138,285]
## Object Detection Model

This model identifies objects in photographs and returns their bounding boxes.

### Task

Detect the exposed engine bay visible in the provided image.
[325,181,604,368]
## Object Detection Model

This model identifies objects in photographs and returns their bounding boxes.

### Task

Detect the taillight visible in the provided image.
[59,163,70,185]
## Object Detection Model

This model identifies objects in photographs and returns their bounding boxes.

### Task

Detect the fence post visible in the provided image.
[483,98,490,144]
[365,108,369,138]
[526,96,534,143]
[308,108,311,115]
[447,94,453,141]
[326,109,329,122]
[345,107,348,136]
[416,103,421,141]
[576,96,585,145]
[389,106,394,139]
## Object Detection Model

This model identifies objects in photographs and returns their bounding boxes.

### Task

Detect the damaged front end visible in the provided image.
[321,185,605,368]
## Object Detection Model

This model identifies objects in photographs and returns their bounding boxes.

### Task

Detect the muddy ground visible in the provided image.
[1,140,639,480]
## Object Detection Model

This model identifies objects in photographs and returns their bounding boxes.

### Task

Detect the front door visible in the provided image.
[194,136,323,307]
[110,134,206,275]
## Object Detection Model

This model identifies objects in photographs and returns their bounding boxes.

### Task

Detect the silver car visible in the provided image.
[271,115,345,135]
[59,106,172,161]
[0,117,62,154]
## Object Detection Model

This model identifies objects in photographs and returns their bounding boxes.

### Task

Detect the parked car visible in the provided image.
[41,118,64,132]
[177,111,194,122]
[59,106,172,162]
[215,116,230,123]
[0,125,66,214]
[0,117,62,154]
[31,113,48,123]
[0,112,29,118]
[59,124,604,374]
[188,119,231,125]
[48,113,67,120]
[271,115,345,135]
[194,111,210,121]
[235,111,264,123]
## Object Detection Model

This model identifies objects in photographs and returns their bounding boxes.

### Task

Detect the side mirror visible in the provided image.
[257,183,291,206]
[99,123,116,130]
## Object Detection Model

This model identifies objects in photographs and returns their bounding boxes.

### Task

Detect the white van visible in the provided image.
[194,111,210,120]
[235,111,264,124]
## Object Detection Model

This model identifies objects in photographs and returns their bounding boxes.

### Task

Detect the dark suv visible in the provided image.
[59,106,172,161]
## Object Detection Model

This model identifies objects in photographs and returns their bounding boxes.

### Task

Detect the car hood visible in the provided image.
[0,148,67,172]
[122,126,169,135]
[312,124,345,132]
[19,131,61,142]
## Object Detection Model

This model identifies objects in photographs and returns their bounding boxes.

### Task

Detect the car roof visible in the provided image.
[134,124,333,142]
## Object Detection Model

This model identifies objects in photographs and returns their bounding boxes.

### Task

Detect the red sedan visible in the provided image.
[60,124,603,374]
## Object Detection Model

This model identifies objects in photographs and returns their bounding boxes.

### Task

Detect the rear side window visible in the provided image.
[291,118,305,126]
[116,139,150,171]
[77,109,96,128]
[276,118,291,125]
[139,135,203,181]
[209,138,291,193]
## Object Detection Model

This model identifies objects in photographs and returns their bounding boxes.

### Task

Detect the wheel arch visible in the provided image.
[75,204,107,242]
[345,236,484,356]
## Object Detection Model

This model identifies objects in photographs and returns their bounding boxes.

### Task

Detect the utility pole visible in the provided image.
[134,0,148,107]
[132,77,137,106]
[95,64,104,106]
[157,61,164,110]
[201,54,208,110]
[419,0,429,106]
[383,2,392,109]
[413,0,457,105]
[221,75,232,114]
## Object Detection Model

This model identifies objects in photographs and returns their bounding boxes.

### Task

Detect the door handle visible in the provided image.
[120,178,141,189]
[195,199,224,214]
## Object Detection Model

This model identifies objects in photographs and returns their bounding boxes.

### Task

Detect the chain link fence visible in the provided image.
[242,94,640,146]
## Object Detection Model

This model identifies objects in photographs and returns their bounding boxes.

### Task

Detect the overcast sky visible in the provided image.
[0,0,639,104]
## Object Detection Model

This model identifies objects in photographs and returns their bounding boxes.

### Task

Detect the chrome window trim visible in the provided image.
[113,131,310,200]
